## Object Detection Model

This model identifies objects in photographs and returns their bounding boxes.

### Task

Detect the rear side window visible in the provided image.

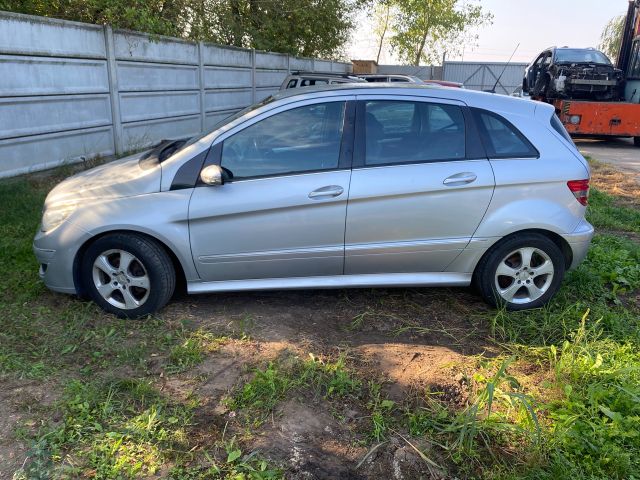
[472,109,538,158]
[364,100,466,165]
[300,78,328,87]
[550,114,574,145]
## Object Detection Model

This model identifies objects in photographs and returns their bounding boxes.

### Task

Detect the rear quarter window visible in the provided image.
[472,108,538,159]
[550,114,574,145]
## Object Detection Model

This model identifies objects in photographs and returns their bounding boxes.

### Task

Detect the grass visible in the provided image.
[0,173,281,478]
[2,157,640,479]
[225,353,361,427]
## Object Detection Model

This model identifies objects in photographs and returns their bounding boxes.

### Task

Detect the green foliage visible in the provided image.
[0,0,365,59]
[599,14,626,62]
[0,0,192,37]
[387,0,493,65]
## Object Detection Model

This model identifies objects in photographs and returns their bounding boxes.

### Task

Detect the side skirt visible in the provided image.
[187,272,472,294]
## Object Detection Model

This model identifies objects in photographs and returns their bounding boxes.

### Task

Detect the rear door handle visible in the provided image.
[308,185,344,199]
[443,172,477,186]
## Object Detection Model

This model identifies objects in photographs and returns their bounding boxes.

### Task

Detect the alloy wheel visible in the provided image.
[92,249,150,310]
[494,247,555,305]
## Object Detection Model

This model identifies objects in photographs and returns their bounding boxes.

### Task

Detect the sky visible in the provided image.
[348,0,628,65]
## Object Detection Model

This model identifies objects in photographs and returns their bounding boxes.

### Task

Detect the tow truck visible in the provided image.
[534,0,640,145]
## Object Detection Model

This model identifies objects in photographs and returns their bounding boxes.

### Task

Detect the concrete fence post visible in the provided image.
[103,25,124,156]
[198,41,206,132]
[251,49,257,103]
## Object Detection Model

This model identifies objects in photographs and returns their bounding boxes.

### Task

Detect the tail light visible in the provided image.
[567,179,590,206]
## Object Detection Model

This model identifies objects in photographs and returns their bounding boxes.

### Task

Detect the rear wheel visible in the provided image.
[81,233,175,318]
[474,233,565,310]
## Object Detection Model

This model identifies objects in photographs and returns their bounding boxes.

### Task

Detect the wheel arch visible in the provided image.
[73,229,189,298]
[472,228,573,282]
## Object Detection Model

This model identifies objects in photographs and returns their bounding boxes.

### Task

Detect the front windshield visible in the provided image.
[554,49,612,65]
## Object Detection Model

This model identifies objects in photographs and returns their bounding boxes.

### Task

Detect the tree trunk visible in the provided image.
[376,5,390,64]
[414,31,428,66]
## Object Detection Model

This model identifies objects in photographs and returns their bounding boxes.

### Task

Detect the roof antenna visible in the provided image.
[487,43,520,94]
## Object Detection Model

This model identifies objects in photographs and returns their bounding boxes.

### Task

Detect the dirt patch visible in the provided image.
[252,399,366,479]
[167,287,491,354]
[0,377,59,480]
[355,343,473,404]
[590,160,640,208]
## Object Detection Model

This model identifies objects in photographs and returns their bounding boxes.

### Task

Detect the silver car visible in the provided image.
[33,84,594,318]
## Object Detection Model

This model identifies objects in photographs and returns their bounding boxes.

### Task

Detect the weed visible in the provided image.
[367,381,396,441]
[167,329,228,374]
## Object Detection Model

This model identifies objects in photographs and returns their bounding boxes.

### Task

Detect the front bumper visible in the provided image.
[561,219,595,269]
[33,222,93,295]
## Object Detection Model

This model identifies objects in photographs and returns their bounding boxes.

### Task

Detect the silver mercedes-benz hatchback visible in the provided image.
[34,84,594,318]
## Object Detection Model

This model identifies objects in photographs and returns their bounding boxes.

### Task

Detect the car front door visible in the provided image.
[344,96,495,275]
[189,98,354,282]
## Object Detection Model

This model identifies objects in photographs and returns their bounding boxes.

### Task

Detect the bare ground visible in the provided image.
[158,287,495,478]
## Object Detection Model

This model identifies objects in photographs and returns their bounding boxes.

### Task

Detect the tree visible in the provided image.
[0,0,192,37]
[0,0,367,59]
[600,14,626,62]
[387,0,492,66]
[372,1,393,64]
[199,0,365,58]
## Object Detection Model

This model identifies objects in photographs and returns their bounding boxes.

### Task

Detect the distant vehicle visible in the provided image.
[281,72,366,90]
[423,79,464,88]
[357,74,424,83]
[523,47,623,101]
[511,86,529,98]
[358,75,464,88]
[34,84,592,317]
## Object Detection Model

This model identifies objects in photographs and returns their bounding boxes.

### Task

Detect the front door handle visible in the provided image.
[443,172,478,186]
[308,185,344,199]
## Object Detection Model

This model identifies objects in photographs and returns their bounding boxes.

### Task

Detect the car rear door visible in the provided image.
[189,97,355,282]
[344,95,495,275]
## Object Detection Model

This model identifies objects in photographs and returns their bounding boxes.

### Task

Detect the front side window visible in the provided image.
[364,100,466,165]
[473,109,538,158]
[221,102,346,179]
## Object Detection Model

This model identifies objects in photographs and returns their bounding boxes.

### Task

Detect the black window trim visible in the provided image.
[352,99,486,169]
[471,107,540,160]
[201,100,355,184]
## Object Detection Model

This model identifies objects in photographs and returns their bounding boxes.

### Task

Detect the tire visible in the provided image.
[634,137,640,147]
[474,233,565,311]
[81,233,176,318]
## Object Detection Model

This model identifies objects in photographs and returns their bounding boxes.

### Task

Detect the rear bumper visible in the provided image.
[562,219,595,269]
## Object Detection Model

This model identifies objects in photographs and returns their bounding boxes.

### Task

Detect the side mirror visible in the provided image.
[200,165,224,186]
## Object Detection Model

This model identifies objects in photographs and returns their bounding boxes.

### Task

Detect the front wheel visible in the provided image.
[474,233,565,310]
[81,233,175,318]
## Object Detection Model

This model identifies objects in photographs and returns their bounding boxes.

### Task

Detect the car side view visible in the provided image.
[34,84,594,318]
